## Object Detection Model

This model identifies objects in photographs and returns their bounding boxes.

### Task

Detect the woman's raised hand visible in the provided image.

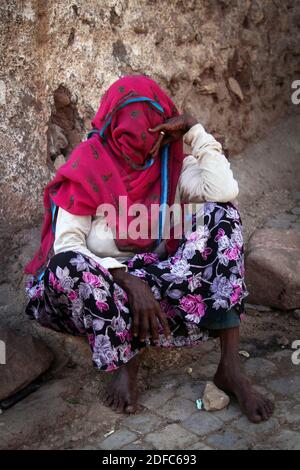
[148,112,197,155]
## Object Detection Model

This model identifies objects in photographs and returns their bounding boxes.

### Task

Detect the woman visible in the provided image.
[25,75,274,422]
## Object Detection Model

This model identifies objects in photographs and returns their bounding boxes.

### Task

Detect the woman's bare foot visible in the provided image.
[214,361,275,423]
[104,353,141,414]
[214,327,275,423]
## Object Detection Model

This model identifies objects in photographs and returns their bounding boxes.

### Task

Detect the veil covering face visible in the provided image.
[25,75,184,275]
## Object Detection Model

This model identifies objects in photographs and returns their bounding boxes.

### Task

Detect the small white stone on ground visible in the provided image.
[202,381,230,411]
[239,350,250,358]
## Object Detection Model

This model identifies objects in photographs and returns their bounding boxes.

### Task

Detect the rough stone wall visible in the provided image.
[0,0,299,232]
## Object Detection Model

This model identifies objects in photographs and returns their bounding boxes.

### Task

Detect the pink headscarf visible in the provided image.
[25,75,184,275]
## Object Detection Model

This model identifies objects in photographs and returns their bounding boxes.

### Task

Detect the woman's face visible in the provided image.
[110,102,165,166]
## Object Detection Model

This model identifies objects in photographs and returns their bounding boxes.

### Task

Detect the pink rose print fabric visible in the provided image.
[25,202,248,371]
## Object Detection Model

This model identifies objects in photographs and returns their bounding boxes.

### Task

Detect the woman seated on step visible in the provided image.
[25,75,274,422]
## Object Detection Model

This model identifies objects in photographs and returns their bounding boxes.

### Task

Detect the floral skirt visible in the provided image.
[25,202,248,371]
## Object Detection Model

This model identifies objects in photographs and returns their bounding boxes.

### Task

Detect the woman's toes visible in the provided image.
[256,395,274,421]
[253,394,273,420]
[248,407,263,423]
[258,403,269,421]
[249,414,262,423]
[242,396,264,423]
[264,398,275,417]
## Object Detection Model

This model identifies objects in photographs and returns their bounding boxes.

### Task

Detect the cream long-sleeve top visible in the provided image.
[54,123,239,270]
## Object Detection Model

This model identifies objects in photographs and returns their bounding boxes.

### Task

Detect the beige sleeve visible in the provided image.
[54,208,127,271]
[179,123,239,203]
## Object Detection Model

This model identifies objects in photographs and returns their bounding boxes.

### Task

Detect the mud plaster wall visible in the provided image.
[0,0,300,234]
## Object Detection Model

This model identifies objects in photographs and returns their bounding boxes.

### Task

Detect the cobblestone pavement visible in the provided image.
[77,339,300,451]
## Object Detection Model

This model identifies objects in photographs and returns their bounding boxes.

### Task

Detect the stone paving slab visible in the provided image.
[155,397,196,422]
[213,403,242,423]
[276,401,300,426]
[139,388,175,410]
[206,429,253,450]
[122,441,154,450]
[181,412,223,437]
[253,429,300,450]
[232,416,280,436]
[186,442,213,450]
[267,375,300,396]
[122,412,163,434]
[99,430,137,450]
[144,423,199,450]
[174,382,206,402]
[244,358,278,378]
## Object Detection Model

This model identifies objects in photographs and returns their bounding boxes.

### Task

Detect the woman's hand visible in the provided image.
[110,268,171,343]
[148,112,197,155]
